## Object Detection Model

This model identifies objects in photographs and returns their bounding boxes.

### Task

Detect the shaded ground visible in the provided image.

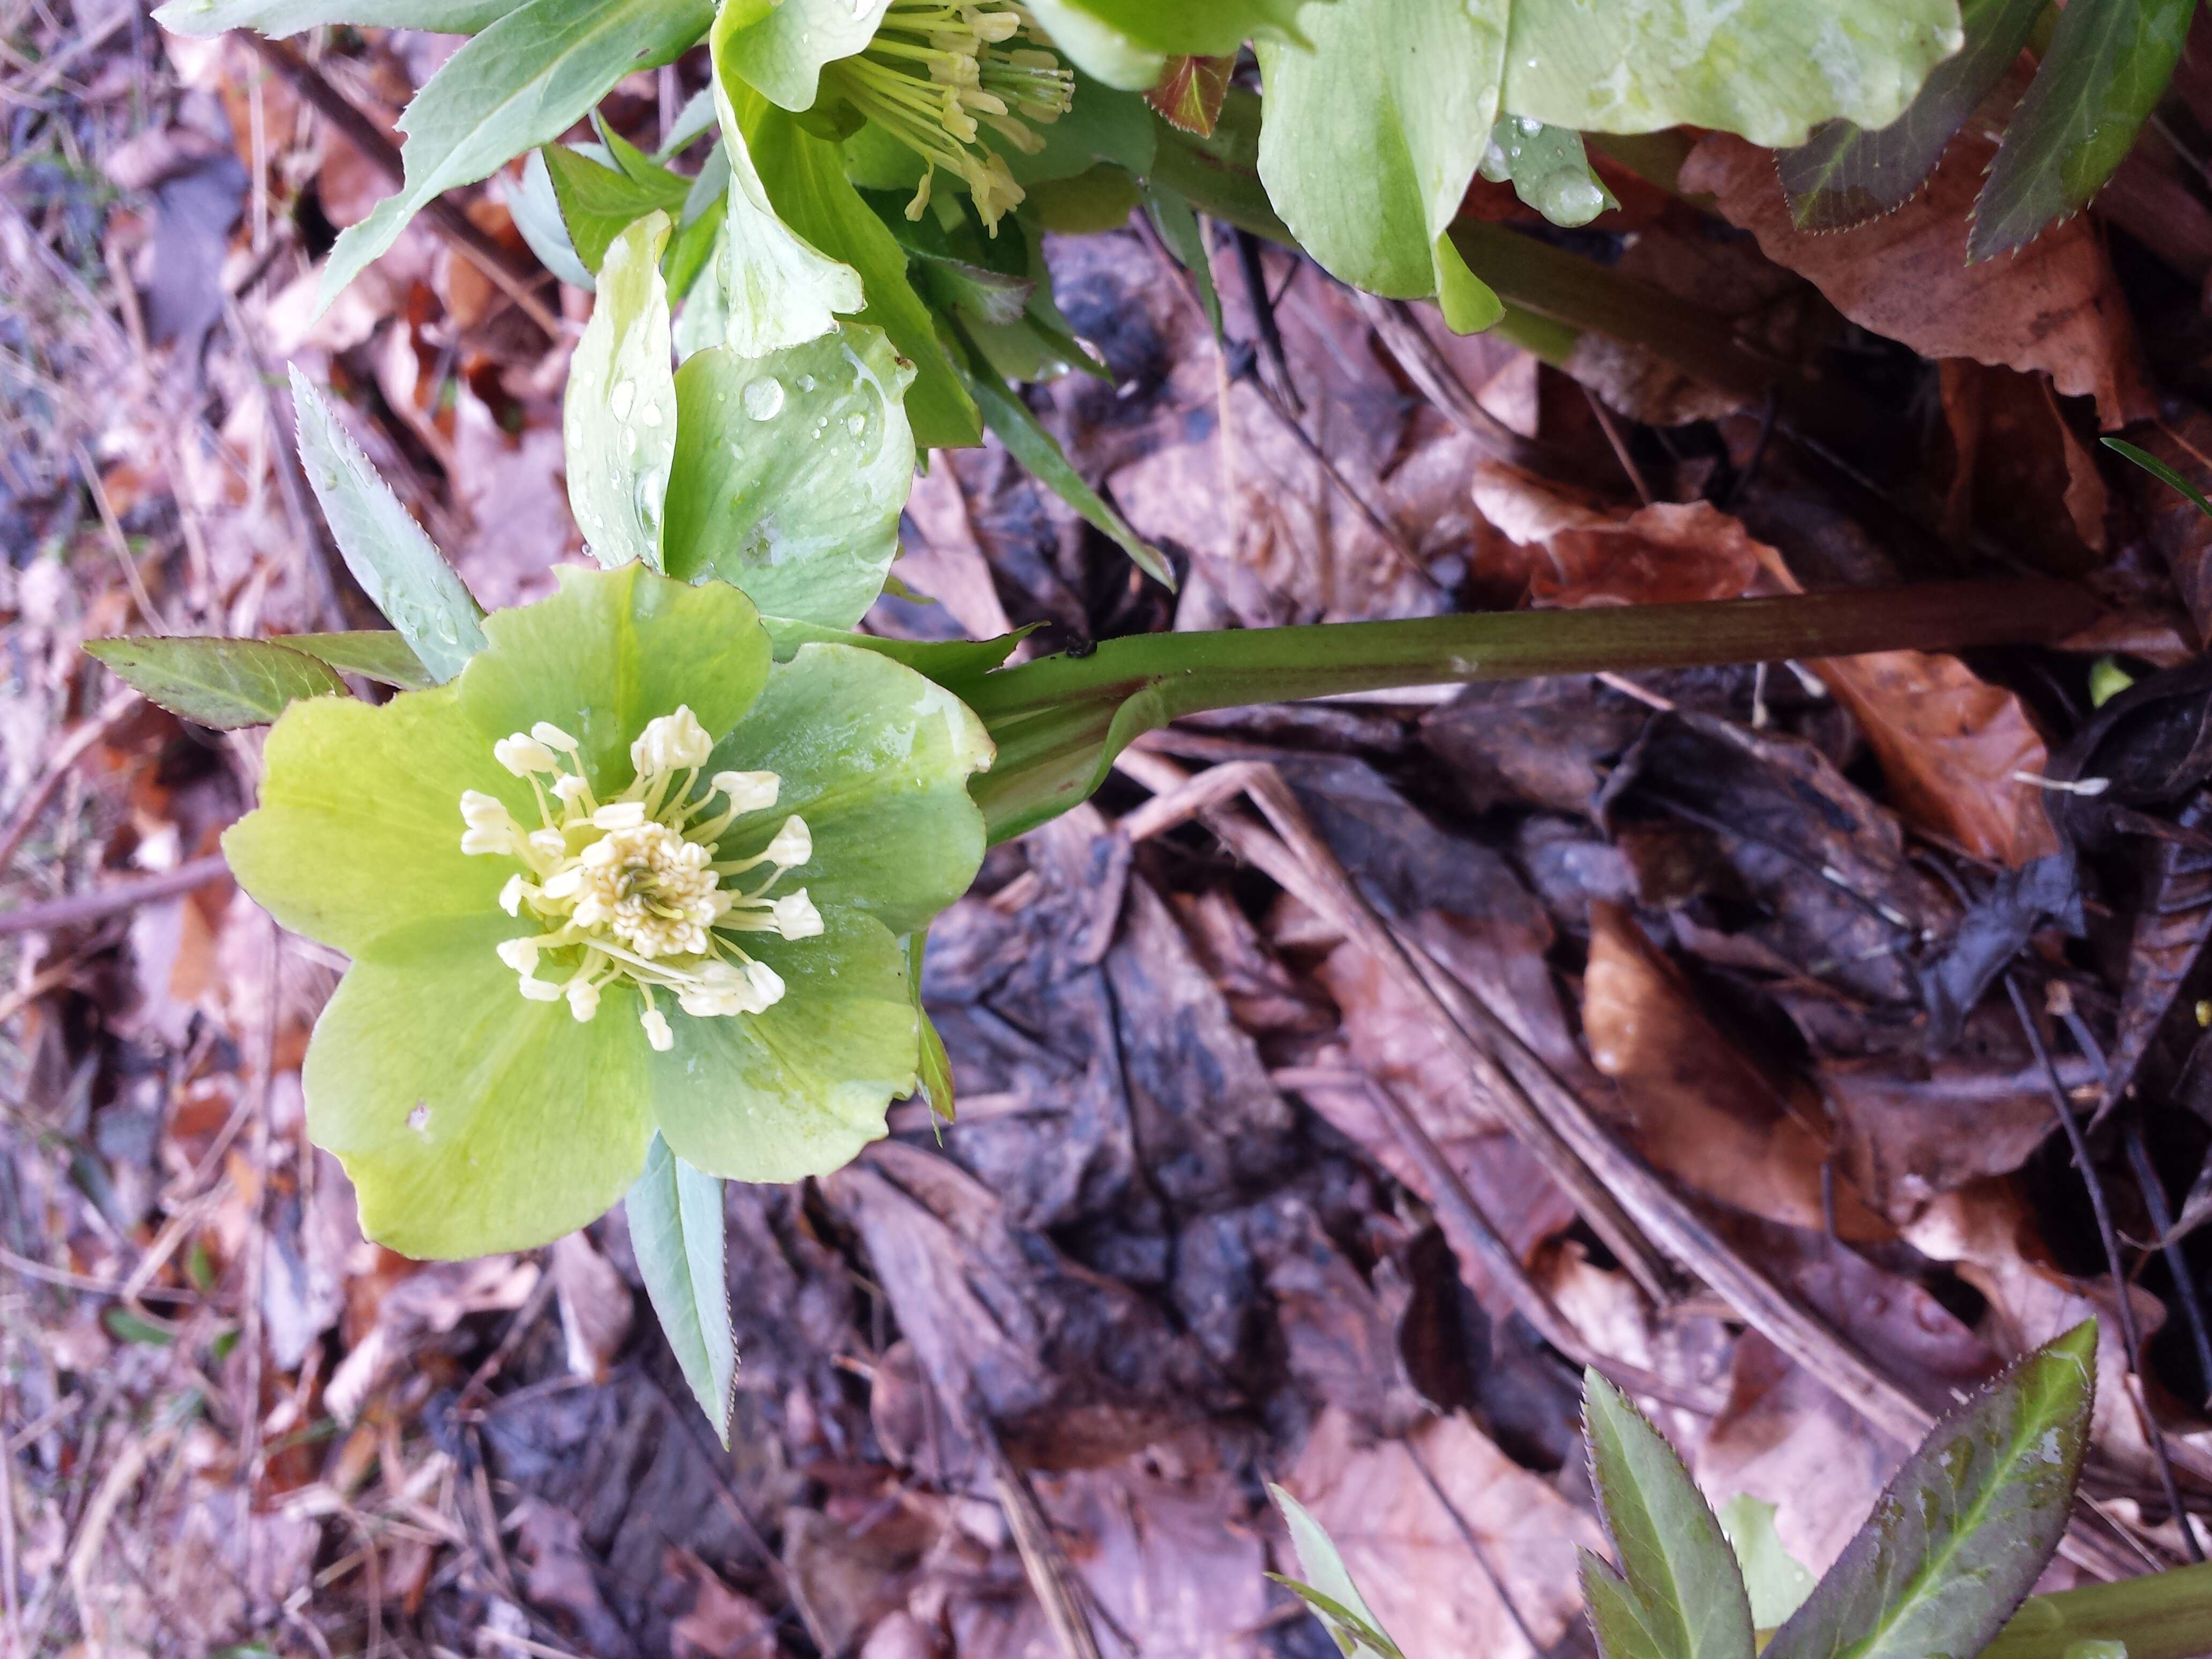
[8,5,2212,1656]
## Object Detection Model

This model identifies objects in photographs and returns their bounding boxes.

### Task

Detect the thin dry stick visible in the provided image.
[2006,974,2206,1564]
[0,855,229,939]
[1,1383,20,1659]
[1351,293,1550,465]
[1581,384,1655,506]
[1402,1436,1548,1658]
[73,442,166,635]
[978,1423,1107,1659]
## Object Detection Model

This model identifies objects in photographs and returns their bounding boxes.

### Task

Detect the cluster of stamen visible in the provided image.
[459,707,820,1052]
[823,1,1075,230]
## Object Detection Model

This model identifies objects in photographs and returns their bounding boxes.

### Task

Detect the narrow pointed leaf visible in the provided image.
[1970,0,2196,260]
[1144,182,1221,337]
[948,320,1172,588]
[904,932,956,1123]
[1780,0,2045,232]
[1765,1322,2097,1659]
[316,0,711,311]
[564,211,677,572]
[1269,1485,1405,1659]
[507,148,595,291]
[541,143,690,274]
[154,0,519,37]
[1585,1368,1757,1659]
[625,1134,736,1445]
[1583,1550,1676,1659]
[85,636,350,729]
[2105,436,2212,520]
[288,368,487,683]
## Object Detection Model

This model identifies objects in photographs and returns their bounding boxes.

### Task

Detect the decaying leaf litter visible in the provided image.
[10,5,2212,1655]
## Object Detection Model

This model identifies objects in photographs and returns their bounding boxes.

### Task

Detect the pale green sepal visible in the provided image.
[304,921,654,1259]
[1499,0,1962,150]
[564,211,677,573]
[289,367,487,683]
[1256,0,1505,312]
[1025,0,1163,89]
[720,0,892,111]
[1024,0,1314,87]
[1269,1485,1405,1659]
[222,684,523,959]
[1432,233,1503,336]
[707,6,866,357]
[315,0,713,313]
[646,909,916,1183]
[626,1134,736,1444]
[708,642,991,936]
[663,325,915,629]
[509,149,595,292]
[457,564,771,797]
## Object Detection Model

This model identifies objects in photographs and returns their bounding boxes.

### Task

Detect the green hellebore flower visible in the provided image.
[223,564,992,1260]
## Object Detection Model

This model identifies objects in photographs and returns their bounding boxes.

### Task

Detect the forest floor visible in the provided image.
[8,5,2212,1657]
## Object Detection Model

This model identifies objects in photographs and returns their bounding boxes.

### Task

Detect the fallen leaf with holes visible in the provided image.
[1680,133,2151,430]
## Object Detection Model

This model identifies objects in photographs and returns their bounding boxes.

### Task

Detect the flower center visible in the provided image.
[458,706,821,1051]
[821,1,1074,231]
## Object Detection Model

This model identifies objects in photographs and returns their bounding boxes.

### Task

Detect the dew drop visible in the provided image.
[845,411,866,436]
[609,378,636,421]
[743,376,786,420]
[795,372,817,392]
[640,403,664,428]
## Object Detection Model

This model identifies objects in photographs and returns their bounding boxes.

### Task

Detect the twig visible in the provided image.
[1581,385,1655,506]
[0,1245,197,1303]
[2004,973,2205,1563]
[2125,1119,2212,1411]
[1351,293,1551,465]
[977,1419,1104,1659]
[1233,227,1302,417]
[0,687,140,876]
[0,854,229,939]
[1,1384,19,1659]
[74,442,168,635]
[1402,1436,1546,1658]
[242,36,564,340]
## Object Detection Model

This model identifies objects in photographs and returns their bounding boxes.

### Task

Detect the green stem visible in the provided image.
[965,579,2076,840]
[1981,1561,2212,1659]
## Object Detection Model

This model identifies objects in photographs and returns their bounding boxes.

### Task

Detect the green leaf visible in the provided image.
[152,0,519,38]
[1779,0,2045,232]
[702,18,868,358]
[83,636,349,729]
[1256,0,1506,334]
[1025,0,1314,89]
[724,77,981,449]
[1144,182,1221,336]
[2104,436,2212,520]
[756,616,1030,688]
[1717,1496,1815,1634]
[948,319,1172,587]
[1583,1550,1675,1659]
[719,0,891,112]
[1499,0,1963,148]
[316,0,713,312]
[282,631,436,689]
[625,1134,736,1445]
[1765,1322,2097,1659]
[1584,1369,1756,1659]
[564,211,677,573]
[663,323,916,628]
[287,368,488,683]
[1268,1485,1406,1659]
[1970,0,2196,260]
[541,142,690,274]
[903,932,956,1123]
[1479,116,1619,229]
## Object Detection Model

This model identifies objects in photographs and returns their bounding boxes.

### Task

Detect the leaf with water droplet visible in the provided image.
[565,211,679,573]
[665,320,915,626]
[1477,113,1618,228]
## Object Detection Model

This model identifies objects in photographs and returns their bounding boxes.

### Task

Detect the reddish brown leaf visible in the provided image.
[1145,54,1234,137]
[1679,132,2152,429]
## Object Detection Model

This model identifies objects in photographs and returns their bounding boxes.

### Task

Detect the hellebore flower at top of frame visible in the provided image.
[223,563,992,1259]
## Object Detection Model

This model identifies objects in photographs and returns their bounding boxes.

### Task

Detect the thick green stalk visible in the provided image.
[963,579,2076,840]
[1981,1562,2212,1659]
